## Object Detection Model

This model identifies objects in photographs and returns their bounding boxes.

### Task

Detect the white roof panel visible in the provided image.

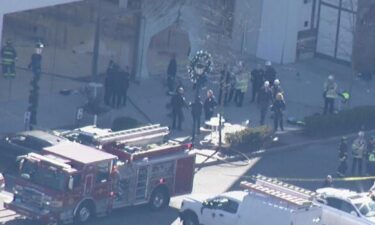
[44,142,117,164]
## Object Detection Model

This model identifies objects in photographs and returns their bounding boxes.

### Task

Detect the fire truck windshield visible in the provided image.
[19,159,67,192]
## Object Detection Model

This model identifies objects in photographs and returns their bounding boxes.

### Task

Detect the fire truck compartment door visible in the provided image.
[84,174,94,195]
[174,156,195,195]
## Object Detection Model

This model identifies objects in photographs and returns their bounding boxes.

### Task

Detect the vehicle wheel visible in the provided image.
[182,212,199,225]
[149,187,170,210]
[74,202,94,224]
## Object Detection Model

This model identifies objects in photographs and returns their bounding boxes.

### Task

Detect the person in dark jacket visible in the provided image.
[251,63,264,103]
[115,66,131,108]
[257,81,273,125]
[171,87,188,130]
[167,54,177,94]
[191,96,203,135]
[264,61,276,86]
[271,93,286,131]
[204,90,217,121]
[28,44,43,77]
[337,136,348,177]
[218,64,230,105]
[104,60,116,106]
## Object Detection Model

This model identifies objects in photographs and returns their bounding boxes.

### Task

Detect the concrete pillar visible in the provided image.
[0,14,3,46]
[256,0,302,64]
[119,0,129,9]
[231,0,263,56]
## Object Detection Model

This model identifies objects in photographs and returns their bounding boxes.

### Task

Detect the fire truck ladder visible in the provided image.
[135,166,149,201]
[253,175,317,200]
[96,124,169,145]
[240,181,313,208]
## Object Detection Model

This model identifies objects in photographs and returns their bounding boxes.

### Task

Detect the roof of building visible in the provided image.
[44,142,117,164]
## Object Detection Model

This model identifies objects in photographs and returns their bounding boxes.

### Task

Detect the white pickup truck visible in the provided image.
[316,188,375,225]
[179,190,323,225]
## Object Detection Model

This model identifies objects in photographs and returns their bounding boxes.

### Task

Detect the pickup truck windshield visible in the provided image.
[20,160,67,192]
[355,201,375,217]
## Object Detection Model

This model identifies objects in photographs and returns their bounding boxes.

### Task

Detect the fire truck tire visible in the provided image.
[74,201,95,224]
[149,187,170,210]
[182,211,199,225]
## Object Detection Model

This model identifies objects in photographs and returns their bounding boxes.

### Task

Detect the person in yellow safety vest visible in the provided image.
[351,131,367,176]
[1,40,17,78]
[234,62,249,107]
[323,75,338,114]
[366,136,375,175]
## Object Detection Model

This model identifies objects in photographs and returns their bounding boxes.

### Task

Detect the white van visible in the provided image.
[179,190,322,225]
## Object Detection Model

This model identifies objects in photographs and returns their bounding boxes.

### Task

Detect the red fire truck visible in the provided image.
[5,141,195,225]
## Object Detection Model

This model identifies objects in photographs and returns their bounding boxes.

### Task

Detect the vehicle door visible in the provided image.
[322,197,344,225]
[340,200,367,225]
[325,197,362,225]
[92,160,113,212]
[200,197,239,225]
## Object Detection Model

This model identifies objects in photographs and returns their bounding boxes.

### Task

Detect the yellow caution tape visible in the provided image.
[225,174,375,182]
[272,176,375,182]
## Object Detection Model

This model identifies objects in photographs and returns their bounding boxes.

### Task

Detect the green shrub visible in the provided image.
[111,117,143,131]
[304,106,375,136]
[225,126,273,152]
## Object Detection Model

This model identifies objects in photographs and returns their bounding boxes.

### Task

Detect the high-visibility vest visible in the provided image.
[236,73,249,92]
[1,46,16,64]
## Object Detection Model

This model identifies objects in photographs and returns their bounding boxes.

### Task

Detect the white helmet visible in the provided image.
[328,75,334,80]
[264,81,270,87]
[358,131,365,137]
[274,79,280,85]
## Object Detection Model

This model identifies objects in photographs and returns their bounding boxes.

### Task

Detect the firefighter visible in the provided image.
[257,81,273,125]
[264,61,276,86]
[323,75,338,114]
[234,62,249,107]
[337,136,348,177]
[28,42,43,76]
[366,136,375,175]
[1,39,17,78]
[322,175,333,188]
[351,131,367,176]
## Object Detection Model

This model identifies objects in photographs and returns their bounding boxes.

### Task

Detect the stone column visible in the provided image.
[0,14,3,45]
[119,0,129,9]
[256,0,302,64]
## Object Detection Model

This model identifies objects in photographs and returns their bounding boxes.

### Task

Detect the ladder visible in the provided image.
[95,124,169,145]
[254,175,316,200]
[135,166,149,201]
[240,181,313,207]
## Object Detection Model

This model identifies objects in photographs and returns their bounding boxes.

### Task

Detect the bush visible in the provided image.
[225,126,273,152]
[304,106,375,137]
[111,117,143,131]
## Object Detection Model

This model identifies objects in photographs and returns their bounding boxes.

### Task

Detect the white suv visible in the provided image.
[316,188,375,225]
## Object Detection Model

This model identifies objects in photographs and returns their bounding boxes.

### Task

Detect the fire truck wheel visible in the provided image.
[182,212,199,225]
[75,202,94,224]
[149,187,170,210]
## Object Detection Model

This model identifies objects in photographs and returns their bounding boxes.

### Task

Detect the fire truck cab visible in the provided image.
[5,140,195,225]
[5,142,116,225]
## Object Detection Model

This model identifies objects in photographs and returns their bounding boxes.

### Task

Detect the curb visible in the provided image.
[195,130,375,168]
